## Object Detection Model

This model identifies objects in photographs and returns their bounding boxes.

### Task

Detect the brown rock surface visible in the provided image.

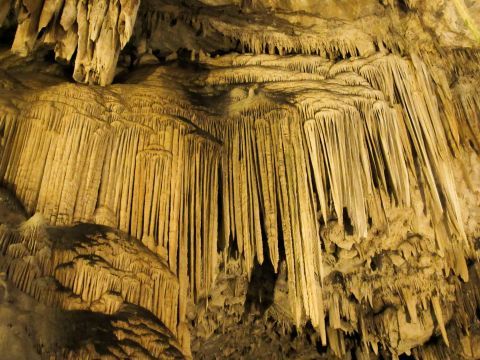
[0,0,479,359]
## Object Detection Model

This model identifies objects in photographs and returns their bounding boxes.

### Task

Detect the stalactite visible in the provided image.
[0,1,479,357]
[0,47,479,356]
[2,0,140,85]
[0,214,181,343]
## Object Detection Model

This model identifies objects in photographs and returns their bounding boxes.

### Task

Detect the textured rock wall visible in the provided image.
[2,0,479,85]
[0,189,184,359]
[0,0,479,359]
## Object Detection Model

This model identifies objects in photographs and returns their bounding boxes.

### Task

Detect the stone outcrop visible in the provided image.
[0,189,183,359]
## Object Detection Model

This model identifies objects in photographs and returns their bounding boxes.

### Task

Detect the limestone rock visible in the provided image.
[0,189,184,358]
[0,0,478,359]
[1,0,140,85]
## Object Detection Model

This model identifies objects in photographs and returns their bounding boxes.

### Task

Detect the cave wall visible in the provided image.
[0,0,479,359]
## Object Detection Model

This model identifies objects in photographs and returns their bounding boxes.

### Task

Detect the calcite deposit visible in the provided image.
[0,0,479,359]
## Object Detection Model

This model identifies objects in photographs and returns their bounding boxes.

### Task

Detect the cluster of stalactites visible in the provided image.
[0,214,181,344]
[0,0,140,85]
[0,80,222,355]
[0,41,479,357]
[0,0,403,85]
[193,52,478,349]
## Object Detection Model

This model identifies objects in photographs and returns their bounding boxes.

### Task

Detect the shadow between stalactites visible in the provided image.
[244,256,277,316]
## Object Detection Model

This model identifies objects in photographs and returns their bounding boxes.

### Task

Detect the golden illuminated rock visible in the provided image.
[0,0,478,359]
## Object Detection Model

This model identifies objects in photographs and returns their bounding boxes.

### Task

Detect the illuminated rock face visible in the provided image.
[0,0,140,85]
[0,0,479,359]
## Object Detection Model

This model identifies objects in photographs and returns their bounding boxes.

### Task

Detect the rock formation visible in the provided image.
[0,0,479,359]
